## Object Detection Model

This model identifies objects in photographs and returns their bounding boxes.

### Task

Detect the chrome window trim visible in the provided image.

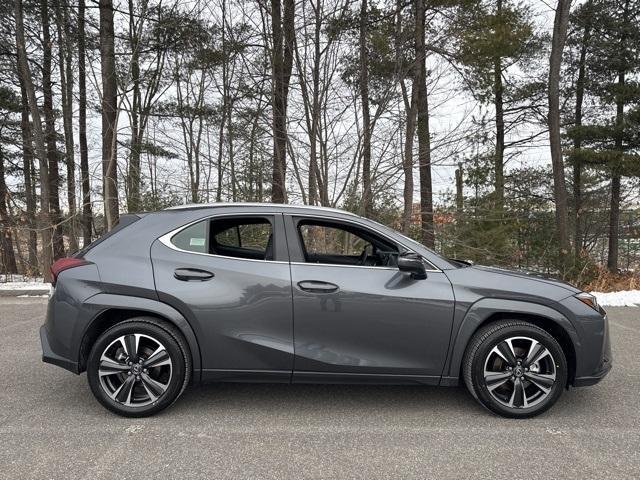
[289,213,442,273]
[157,213,289,265]
[157,210,443,273]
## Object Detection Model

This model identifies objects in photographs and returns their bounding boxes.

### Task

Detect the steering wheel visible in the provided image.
[358,248,369,266]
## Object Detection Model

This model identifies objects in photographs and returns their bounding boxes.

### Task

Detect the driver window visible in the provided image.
[297,221,398,267]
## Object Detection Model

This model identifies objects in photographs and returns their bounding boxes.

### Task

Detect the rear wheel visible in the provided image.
[87,317,191,417]
[463,320,567,418]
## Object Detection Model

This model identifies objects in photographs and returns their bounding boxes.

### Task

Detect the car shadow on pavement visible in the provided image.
[173,382,483,416]
[37,369,607,422]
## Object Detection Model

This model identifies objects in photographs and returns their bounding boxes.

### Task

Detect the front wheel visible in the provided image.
[87,318,191,417]
[463,320,567,418]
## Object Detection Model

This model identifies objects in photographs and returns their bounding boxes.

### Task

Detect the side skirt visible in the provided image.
[198,369,447,386]
[293,371,441,386]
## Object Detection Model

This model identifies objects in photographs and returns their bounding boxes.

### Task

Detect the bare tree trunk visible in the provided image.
[608,70,625,272]
[573,12,590,262]
[41,0,65,259]
[127,0,142,212]
[493,55,504,211]
[100,0,120,230]
[78,0,93,245]
[415,0,434,248]
[359,0,372,217]
[19,81,38,272]
[271,0,283,203]
[455,163,464,215]
[15,0,54,281]
[0,144,18,274]
[217,0,229,202]
[396,0,416,234]
[271,0,294,203]
[606,0,631,272]
[55,0,78,252]
[548,0,572,272]
[309,3,322,206]
[402,85,417,234]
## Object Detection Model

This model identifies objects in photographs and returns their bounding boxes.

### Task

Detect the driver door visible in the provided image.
[284,215,455,383]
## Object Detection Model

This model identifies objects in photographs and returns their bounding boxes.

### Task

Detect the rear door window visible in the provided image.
[211,217,274,260]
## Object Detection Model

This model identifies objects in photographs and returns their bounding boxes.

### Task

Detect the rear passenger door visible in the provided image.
[151,214,294,382]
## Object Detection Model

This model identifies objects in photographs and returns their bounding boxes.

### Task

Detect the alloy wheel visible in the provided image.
[483,336,557,409]
[98,333,173,407]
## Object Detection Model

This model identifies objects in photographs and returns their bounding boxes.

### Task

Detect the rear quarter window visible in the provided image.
[170,220,207,253]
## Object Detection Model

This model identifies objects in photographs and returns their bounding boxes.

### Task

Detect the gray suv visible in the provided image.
[40,203,611,418]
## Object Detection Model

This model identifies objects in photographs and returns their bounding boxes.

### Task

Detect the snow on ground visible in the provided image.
[0,275,43,283]
[0,282,50,291]
[592,290,640,307]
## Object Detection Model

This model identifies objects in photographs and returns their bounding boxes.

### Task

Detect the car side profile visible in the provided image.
[40,203,611,418]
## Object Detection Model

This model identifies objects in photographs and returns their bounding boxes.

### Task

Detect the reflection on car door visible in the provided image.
[285,214,455,384]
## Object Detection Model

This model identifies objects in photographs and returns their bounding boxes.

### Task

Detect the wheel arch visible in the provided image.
[444,298,579,387]
[78,294,202,380]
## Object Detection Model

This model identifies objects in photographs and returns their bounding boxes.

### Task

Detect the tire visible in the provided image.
[87,317,191,417]
[463,320,567,419]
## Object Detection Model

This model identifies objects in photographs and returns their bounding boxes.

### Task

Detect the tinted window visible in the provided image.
[297,220,398,267]
[215,223,271,251]
[300,225,370,257]
[211,217,274,260]
[171,220,207,253]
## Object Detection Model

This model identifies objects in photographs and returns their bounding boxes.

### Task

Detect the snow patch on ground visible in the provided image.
[0,282,50,291]
[592,290,640,307]
[0,275,43,283]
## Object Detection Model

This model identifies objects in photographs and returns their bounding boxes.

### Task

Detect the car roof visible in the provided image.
[164,202,360,218]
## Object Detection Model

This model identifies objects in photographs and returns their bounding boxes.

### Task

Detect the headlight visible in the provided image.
[575,292,598,311]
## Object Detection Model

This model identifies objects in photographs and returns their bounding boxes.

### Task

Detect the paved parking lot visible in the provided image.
[0,297,638,479]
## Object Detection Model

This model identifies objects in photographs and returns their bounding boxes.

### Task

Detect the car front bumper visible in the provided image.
[573,355,612,386]
[572,306,612,387]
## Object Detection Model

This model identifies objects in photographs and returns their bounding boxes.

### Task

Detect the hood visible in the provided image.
[471,265,581,295]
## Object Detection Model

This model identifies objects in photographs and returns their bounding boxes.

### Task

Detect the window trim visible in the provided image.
[158,213,288,264]
[287,214,441,272]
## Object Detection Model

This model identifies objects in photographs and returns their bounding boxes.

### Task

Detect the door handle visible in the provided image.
[174,268,214,281]
[297,280,339,293]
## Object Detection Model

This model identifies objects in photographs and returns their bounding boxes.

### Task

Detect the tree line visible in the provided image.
[0,0,638,283]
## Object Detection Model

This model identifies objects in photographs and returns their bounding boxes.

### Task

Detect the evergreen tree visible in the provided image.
[567,0,640,271]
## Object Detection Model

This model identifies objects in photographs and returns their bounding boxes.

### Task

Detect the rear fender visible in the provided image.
[81,293,202,379]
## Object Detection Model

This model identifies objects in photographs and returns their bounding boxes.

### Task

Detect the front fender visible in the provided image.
[441,298,580,385]
[81,293,202,378]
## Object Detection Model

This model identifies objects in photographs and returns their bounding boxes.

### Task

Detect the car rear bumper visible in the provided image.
[40,325,79,374]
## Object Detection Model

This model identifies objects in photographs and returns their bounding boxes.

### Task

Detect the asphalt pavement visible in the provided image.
[0,297,638,479]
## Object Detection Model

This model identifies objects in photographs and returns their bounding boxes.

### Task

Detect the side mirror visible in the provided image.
[397,252,427,280]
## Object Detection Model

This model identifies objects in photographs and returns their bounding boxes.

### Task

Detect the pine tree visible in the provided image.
[567,0,640,272]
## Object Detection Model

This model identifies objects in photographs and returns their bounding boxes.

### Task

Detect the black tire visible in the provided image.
[463,320,567,418]
[87,317,191,417]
